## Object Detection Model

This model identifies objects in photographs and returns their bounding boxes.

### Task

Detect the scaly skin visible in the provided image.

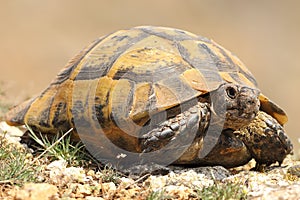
[236,111,293,169]
[140,99,292,169]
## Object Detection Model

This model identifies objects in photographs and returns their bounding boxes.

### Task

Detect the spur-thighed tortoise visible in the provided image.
[5,26,292,169]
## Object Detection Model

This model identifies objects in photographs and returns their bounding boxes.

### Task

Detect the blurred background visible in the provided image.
[0,0,299,156]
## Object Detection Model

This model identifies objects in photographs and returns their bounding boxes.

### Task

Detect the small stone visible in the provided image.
[287,165,300,177]
[86,197,105,200]
[47,159,67,171]
[258,184,300,200]
[119,177,135,187]
[15,183,58,200]
[165,185,195,199]
[76,184,92,195]
[95,171,102,179]
[0,121,24,137]
[0,121,24,146]
[145,175,167,191]
[87,170,95,177]
[102,182,117,193]
[64,167,86,182]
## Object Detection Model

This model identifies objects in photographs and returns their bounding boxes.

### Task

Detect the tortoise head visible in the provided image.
[210,83,260,130]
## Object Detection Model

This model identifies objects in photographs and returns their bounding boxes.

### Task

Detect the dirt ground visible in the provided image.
[0,1,299,153]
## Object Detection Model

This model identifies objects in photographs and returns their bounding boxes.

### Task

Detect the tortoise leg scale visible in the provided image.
[235,111,293,170]
[140,102,210,153]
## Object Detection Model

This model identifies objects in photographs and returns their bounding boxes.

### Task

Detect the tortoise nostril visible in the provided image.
[247,100,255,105]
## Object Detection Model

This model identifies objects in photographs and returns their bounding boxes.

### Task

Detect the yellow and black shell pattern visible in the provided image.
[5,26,287,152]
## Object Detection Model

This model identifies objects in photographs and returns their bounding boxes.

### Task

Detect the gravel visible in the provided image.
[1,122,300,199]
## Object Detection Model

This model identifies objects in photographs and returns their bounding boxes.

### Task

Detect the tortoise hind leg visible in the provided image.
[5,97,36,126]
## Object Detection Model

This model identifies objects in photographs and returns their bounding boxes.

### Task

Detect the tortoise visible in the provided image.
[5,26,293,170]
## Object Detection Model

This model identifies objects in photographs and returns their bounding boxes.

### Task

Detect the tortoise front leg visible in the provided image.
[140,102,210,154]
[235,111,293,170]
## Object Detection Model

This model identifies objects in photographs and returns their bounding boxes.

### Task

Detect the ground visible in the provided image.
[0,122,300,200]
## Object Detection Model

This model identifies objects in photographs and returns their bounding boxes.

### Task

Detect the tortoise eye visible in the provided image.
[226,86,237,99]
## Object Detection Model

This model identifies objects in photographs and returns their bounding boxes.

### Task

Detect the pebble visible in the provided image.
[288,165,300,177]
[0,121,24,144]
[15,183,58,200]
[47,159,68,170]
[86,197,105,200]
[47,159,87,185]
[144,168,214,199]
[119,177,135,187]
[101,182,117,194]
[76,184,92,195]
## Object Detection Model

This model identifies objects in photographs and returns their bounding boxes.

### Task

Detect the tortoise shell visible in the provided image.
[5,26,287,154]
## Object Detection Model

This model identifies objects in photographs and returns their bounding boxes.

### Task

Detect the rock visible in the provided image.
[0,121,24,144]
[143,168,215,198]
[47,159,68,171]
[119,177,135,188]
[225,156,300,200]
[171,165,232,180]
[76,184,93,195]
[164,185,196,199]
[287,165,300,177]
[47,159,88,185]
[86,197,105,200]
[251,184,300,200]
[47,159,68,185]
[15,183,58,200]
[101,182,117,194]
[146,175,168,191]
[64,167,87,183]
